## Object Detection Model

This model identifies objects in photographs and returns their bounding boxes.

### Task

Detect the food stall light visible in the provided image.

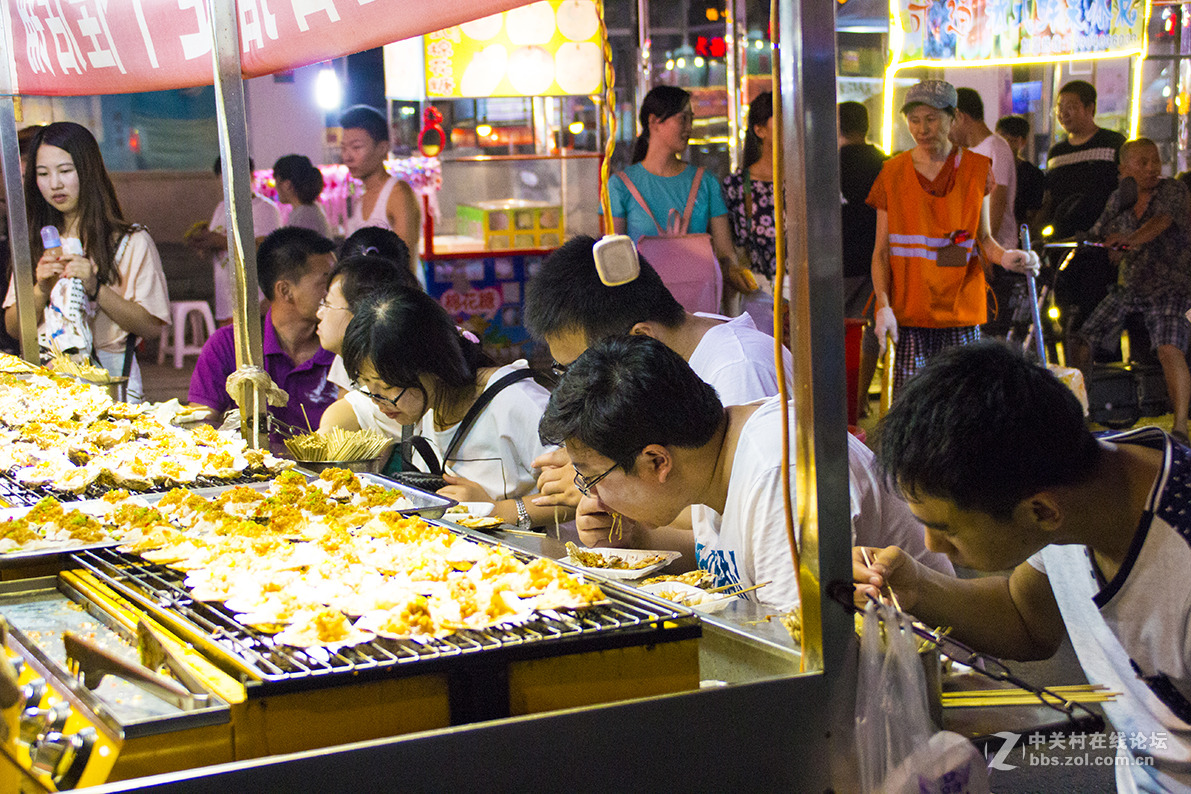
[706,8,719,21]
[666,59,675,70]
[695,56,705,68]
[1048,305,1061,321]
[677,57,687,68]
[1164,85,1172,98]
[315,66,341,111]
[1041,225,1054,238]
[476,124,493,137]
[881,48,1147,152]
[754,40,764,50]
[568,121,585,134]
[399,106,416,116]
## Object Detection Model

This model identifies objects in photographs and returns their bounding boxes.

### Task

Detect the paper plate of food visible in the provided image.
[560,541,680,580]
[444,502,505,530]
[638,581,733,613]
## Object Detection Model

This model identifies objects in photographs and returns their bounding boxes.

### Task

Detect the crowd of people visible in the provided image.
[7,80,1191,788]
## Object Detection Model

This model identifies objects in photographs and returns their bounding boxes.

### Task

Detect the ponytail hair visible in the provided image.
[631,85,692,164]
[742,91,773,170]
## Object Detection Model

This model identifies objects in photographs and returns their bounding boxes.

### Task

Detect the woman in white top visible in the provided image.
[273,154,330,238]
[342,286,568,529]
[3,122,170,400]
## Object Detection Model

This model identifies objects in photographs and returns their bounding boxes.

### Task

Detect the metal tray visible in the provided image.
[0,576,229,737]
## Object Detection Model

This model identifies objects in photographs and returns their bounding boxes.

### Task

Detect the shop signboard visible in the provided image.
[0,0,534,96]
[424,0,603,98]
[897,0,1145,61]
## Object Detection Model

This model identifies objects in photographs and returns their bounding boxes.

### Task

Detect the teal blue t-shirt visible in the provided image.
[608,162,728,242]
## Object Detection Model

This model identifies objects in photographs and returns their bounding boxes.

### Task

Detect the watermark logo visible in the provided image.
[985,730,1163,771]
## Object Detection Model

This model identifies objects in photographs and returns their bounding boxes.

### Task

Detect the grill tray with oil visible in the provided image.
[66,538,701,698]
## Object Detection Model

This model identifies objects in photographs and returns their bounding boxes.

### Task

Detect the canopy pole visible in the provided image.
[0,10,38,363]
[210,0,268,448]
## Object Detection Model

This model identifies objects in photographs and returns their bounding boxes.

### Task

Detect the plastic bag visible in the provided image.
[855,601,990,793]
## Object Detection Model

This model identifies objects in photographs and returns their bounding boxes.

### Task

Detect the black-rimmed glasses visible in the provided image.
[574,461,619,496]
[550,360,568,377]
[319,298,350,312]
[350,381,408,409]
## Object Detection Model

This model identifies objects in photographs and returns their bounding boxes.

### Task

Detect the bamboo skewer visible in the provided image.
[861,547,902,613]
[943,683,1119,708]
[705,580,772,597]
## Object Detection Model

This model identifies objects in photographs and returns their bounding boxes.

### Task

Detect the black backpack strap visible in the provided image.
[441,369,535,467]
[121,333,137,378]
[411,435,443,477]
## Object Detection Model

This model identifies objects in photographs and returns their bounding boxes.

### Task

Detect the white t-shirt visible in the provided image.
[419,361,551,501]
[1027,428,1191,792]
[210,194,282,321]
[688,312,793,406]
[693,396,954,611]
[971,133,1018,249]
[4,228,171,355]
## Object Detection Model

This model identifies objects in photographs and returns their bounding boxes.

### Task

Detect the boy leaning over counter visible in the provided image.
[854,341,1191,791]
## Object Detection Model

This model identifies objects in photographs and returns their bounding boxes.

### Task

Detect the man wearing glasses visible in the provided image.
[525,234,790,531]
[189,227,337,430]
[539,335,952,610]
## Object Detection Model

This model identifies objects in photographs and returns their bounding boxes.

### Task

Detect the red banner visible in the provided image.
[2,0,533,97]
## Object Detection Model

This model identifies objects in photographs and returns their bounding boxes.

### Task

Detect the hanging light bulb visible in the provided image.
[315,65,341,111]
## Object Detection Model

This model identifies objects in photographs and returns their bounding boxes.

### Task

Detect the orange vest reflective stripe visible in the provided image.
[883,148,990,327]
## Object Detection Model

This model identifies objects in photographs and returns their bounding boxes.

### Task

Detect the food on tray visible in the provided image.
[0,373,293,496]
[643,569,716,588]
[0,353,37,375]
[285,427,393,463]
[49,354,115,384]
[565,541,667,570]
[0,497,122,553]
[90,468,605,645]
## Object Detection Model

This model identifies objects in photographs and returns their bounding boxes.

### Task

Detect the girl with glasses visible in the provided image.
[342,286,568,529]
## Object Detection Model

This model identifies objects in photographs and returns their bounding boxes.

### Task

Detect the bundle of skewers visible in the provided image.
[284,427,393,463]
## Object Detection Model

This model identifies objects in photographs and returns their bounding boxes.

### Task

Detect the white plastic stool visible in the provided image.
[158,300,215,369]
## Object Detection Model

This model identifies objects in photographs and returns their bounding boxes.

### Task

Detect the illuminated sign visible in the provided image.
[896,0,1145,61]
[425,0,603,98]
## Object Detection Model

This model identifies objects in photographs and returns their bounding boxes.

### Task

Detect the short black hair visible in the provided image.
[256,226,335,300]
[342,285,489,391]
[995,115,1030,139]
[838,101,869,137]
[340,105,389,143]
[877,342,1101,520]
[539,335,723,472]
[1059,80,1097,108]
[524,234,685,344]
[955,88,984,122]
[329,254,417,309]
[340,226,412,274]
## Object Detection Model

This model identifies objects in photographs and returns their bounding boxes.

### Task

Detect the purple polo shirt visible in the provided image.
[188,309,337,430]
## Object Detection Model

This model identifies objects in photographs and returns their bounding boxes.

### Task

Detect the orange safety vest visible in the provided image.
[882,148,990,327]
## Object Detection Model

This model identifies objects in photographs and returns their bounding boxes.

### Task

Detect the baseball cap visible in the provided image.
[900,80,958,114]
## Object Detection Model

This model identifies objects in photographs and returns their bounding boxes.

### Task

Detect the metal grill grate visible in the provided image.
[0,472,272,507]
[69,545,698,693]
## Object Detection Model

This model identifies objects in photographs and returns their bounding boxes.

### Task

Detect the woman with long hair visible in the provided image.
[273,154,330,238]
[4,121,170,400]
[342,286,568,528]
[722,91,782,334]
[610,85,753,297]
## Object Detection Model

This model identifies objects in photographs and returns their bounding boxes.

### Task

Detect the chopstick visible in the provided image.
[861,547,902,612]
[705,580,772,598]
[943,684,1119,708]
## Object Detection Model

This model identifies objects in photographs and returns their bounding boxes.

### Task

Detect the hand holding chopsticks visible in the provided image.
[860,547,902,613]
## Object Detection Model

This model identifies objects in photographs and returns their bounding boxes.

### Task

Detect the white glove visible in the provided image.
[1001,249,1041,276]
[874,306,899,353]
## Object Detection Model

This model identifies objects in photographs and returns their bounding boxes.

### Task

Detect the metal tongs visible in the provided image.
[63,630,208,711]
[827,581,1105,731]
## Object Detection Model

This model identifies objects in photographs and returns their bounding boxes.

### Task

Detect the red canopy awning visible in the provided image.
[2,0,532,96]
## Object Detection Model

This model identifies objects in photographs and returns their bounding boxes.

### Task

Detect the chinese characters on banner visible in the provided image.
[1,0,531,96]
[898,0,1144,61]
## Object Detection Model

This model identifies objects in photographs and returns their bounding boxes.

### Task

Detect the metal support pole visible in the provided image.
[725,0,747,172]
[776,0,853,675]
[0,12,38,363]
[210,0,268,448]
[636,0,651,100]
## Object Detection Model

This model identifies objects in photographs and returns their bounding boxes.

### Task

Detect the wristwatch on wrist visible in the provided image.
[514,498,532,531]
